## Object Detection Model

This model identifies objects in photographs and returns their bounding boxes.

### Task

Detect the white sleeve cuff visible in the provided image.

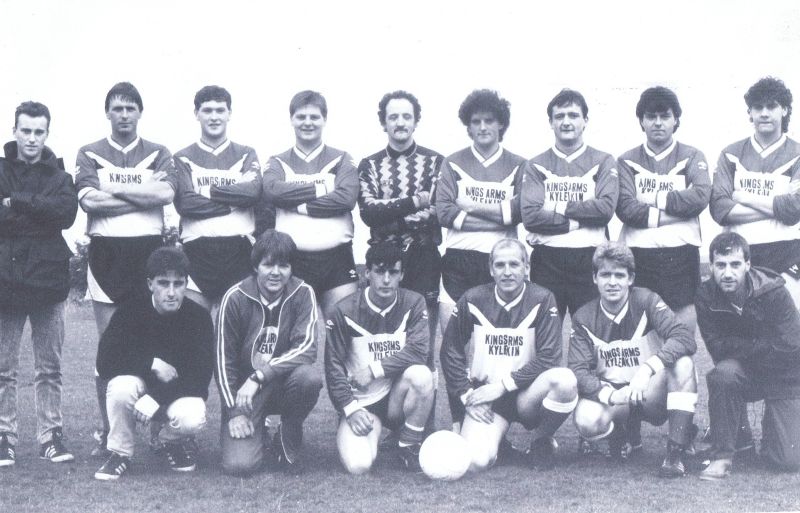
[453,210,467,230]
[568,219,580,232]
[368,361,385,379]
[77,187,97,202]
[314,183,327,198]
[646,355,665,374]
[297,203,309,215]
[501,200,513,226]
[656,191,670,210]
[647,207,660,228]
[555,201,568,216]
[460,388,474,406]
[343,401,362,418]
[199,185,212,199]
[598,386,613,406]
[501,375,518,392]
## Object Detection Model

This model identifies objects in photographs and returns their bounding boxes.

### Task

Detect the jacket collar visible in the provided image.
[236,274,306,304]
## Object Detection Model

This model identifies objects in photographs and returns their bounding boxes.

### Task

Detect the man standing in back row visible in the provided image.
[76,82,176,455]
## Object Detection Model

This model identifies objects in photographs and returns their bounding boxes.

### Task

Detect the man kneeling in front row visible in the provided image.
[95,247,214,480]
[326,243,434,473]
[569,241,698,477]
[441,238,578,472]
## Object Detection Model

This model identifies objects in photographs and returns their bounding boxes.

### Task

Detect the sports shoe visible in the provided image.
[91,429,110,458]
[527,436,558,470]
[39,428,74,463]
[163,442,196,472]
[699,458,732,481]
[659,441,687,478]
[396,443,422,472]
[496,437,520,465]
[271,422,302,470]
[94,452,131,481]
[0,433,15,467]
[577,437,605,457]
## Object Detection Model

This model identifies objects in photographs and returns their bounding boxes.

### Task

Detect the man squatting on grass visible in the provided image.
[696,232,800,480]
[325,242,435,473]
[0,101,79,467]
[216,230,323,476]
[569,241,698,478]
[441,238,578,472]
[94,247,214,481]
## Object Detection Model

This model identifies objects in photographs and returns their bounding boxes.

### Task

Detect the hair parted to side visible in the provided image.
[14,101,51,129]
[194,85,232,110]
[105,82,143,112]
[377,90,422,125]
[636,86,682,131]
[146,246,190,279]
[745,76,793,133]
[489,238,529,266]
[592,241,635,275]
[365,242,404,271]
[251,229,297,269]
[547,88,589,120]
[289,90,327,118]
[458,89,511,141]
[708,232,751,263]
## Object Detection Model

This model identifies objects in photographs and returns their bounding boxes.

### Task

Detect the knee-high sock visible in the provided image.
[667,392,697,447]
[535,396,578,439]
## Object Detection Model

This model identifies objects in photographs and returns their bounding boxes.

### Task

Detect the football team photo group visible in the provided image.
[2,74,800,494]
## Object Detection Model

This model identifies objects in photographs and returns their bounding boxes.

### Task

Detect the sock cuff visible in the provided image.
[666,391,697,413]
[543,396,578,414]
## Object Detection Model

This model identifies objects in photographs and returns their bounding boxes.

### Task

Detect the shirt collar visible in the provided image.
[471,145,503,168]
[552,143,587,163]
[750,133,787,158]
[600,298,629,323]
[260,294,282,309]
[107,136,140,154]
[644,139,677,161]
[494,283,526,311]
[364,287,397,317]
[198,139,230,155]
[386,142,417,159]
[294,143,324,162]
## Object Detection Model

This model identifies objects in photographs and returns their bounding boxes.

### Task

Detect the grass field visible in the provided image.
[2,301,799,513]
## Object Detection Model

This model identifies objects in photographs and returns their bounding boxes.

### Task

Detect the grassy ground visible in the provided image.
[3,301,799,513]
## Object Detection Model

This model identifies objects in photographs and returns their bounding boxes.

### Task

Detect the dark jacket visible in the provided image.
[0,142,78,306]
[96,294,215,411]
[696,267,800,398]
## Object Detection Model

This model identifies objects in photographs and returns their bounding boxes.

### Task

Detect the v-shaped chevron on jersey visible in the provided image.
[450,162,517,187]
[581,311,648,349]
[468,302,540,330]
[344,310,411,337]
[86,150,160,171]
[726,153,800,176]
[624,158,689,177]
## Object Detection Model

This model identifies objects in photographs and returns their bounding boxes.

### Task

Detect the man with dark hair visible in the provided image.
[569,241,698,477]
[216,229,322,475]
[710,76,800,307]
[262,90,359,327]
[441,238,577,472]
[696,232,800,479]
[0,101,78,467]
[173,85,262,314]
[435,89,526,369]
[93,246,214,480]
[326,242,434,473]
[358,90,443,342]
[616,86,710,328]
[76,82,176,455]
[521,88,618,318]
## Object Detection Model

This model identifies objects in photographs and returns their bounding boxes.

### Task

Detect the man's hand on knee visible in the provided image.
[465,403,494,424]
[151,358,178,383]
[346,409,373,436]
[228,415,254,439]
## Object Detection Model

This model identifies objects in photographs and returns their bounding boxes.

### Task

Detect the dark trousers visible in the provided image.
[707,359,800,471]
[220,364,322,475]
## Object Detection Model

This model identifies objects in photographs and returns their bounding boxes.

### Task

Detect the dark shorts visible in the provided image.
[88,235,163,303]
[631,245,699,309]
[400,242,441,303]
[750,239,800,275]
[440,249,492,304]
[364,393,402,430]
[293,243,358,298]
[450,381,539,430]
[530,245,597,317]
[183,235,253,300]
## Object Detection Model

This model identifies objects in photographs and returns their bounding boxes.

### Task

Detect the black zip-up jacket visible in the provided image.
[0,142,78,306]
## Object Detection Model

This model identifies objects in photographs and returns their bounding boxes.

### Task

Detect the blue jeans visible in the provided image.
[0,301,65,444]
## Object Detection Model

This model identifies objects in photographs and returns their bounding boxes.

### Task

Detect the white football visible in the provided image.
[419,430,471,481]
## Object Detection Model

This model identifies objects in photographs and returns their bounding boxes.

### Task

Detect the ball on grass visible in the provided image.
[419,430,470,481]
